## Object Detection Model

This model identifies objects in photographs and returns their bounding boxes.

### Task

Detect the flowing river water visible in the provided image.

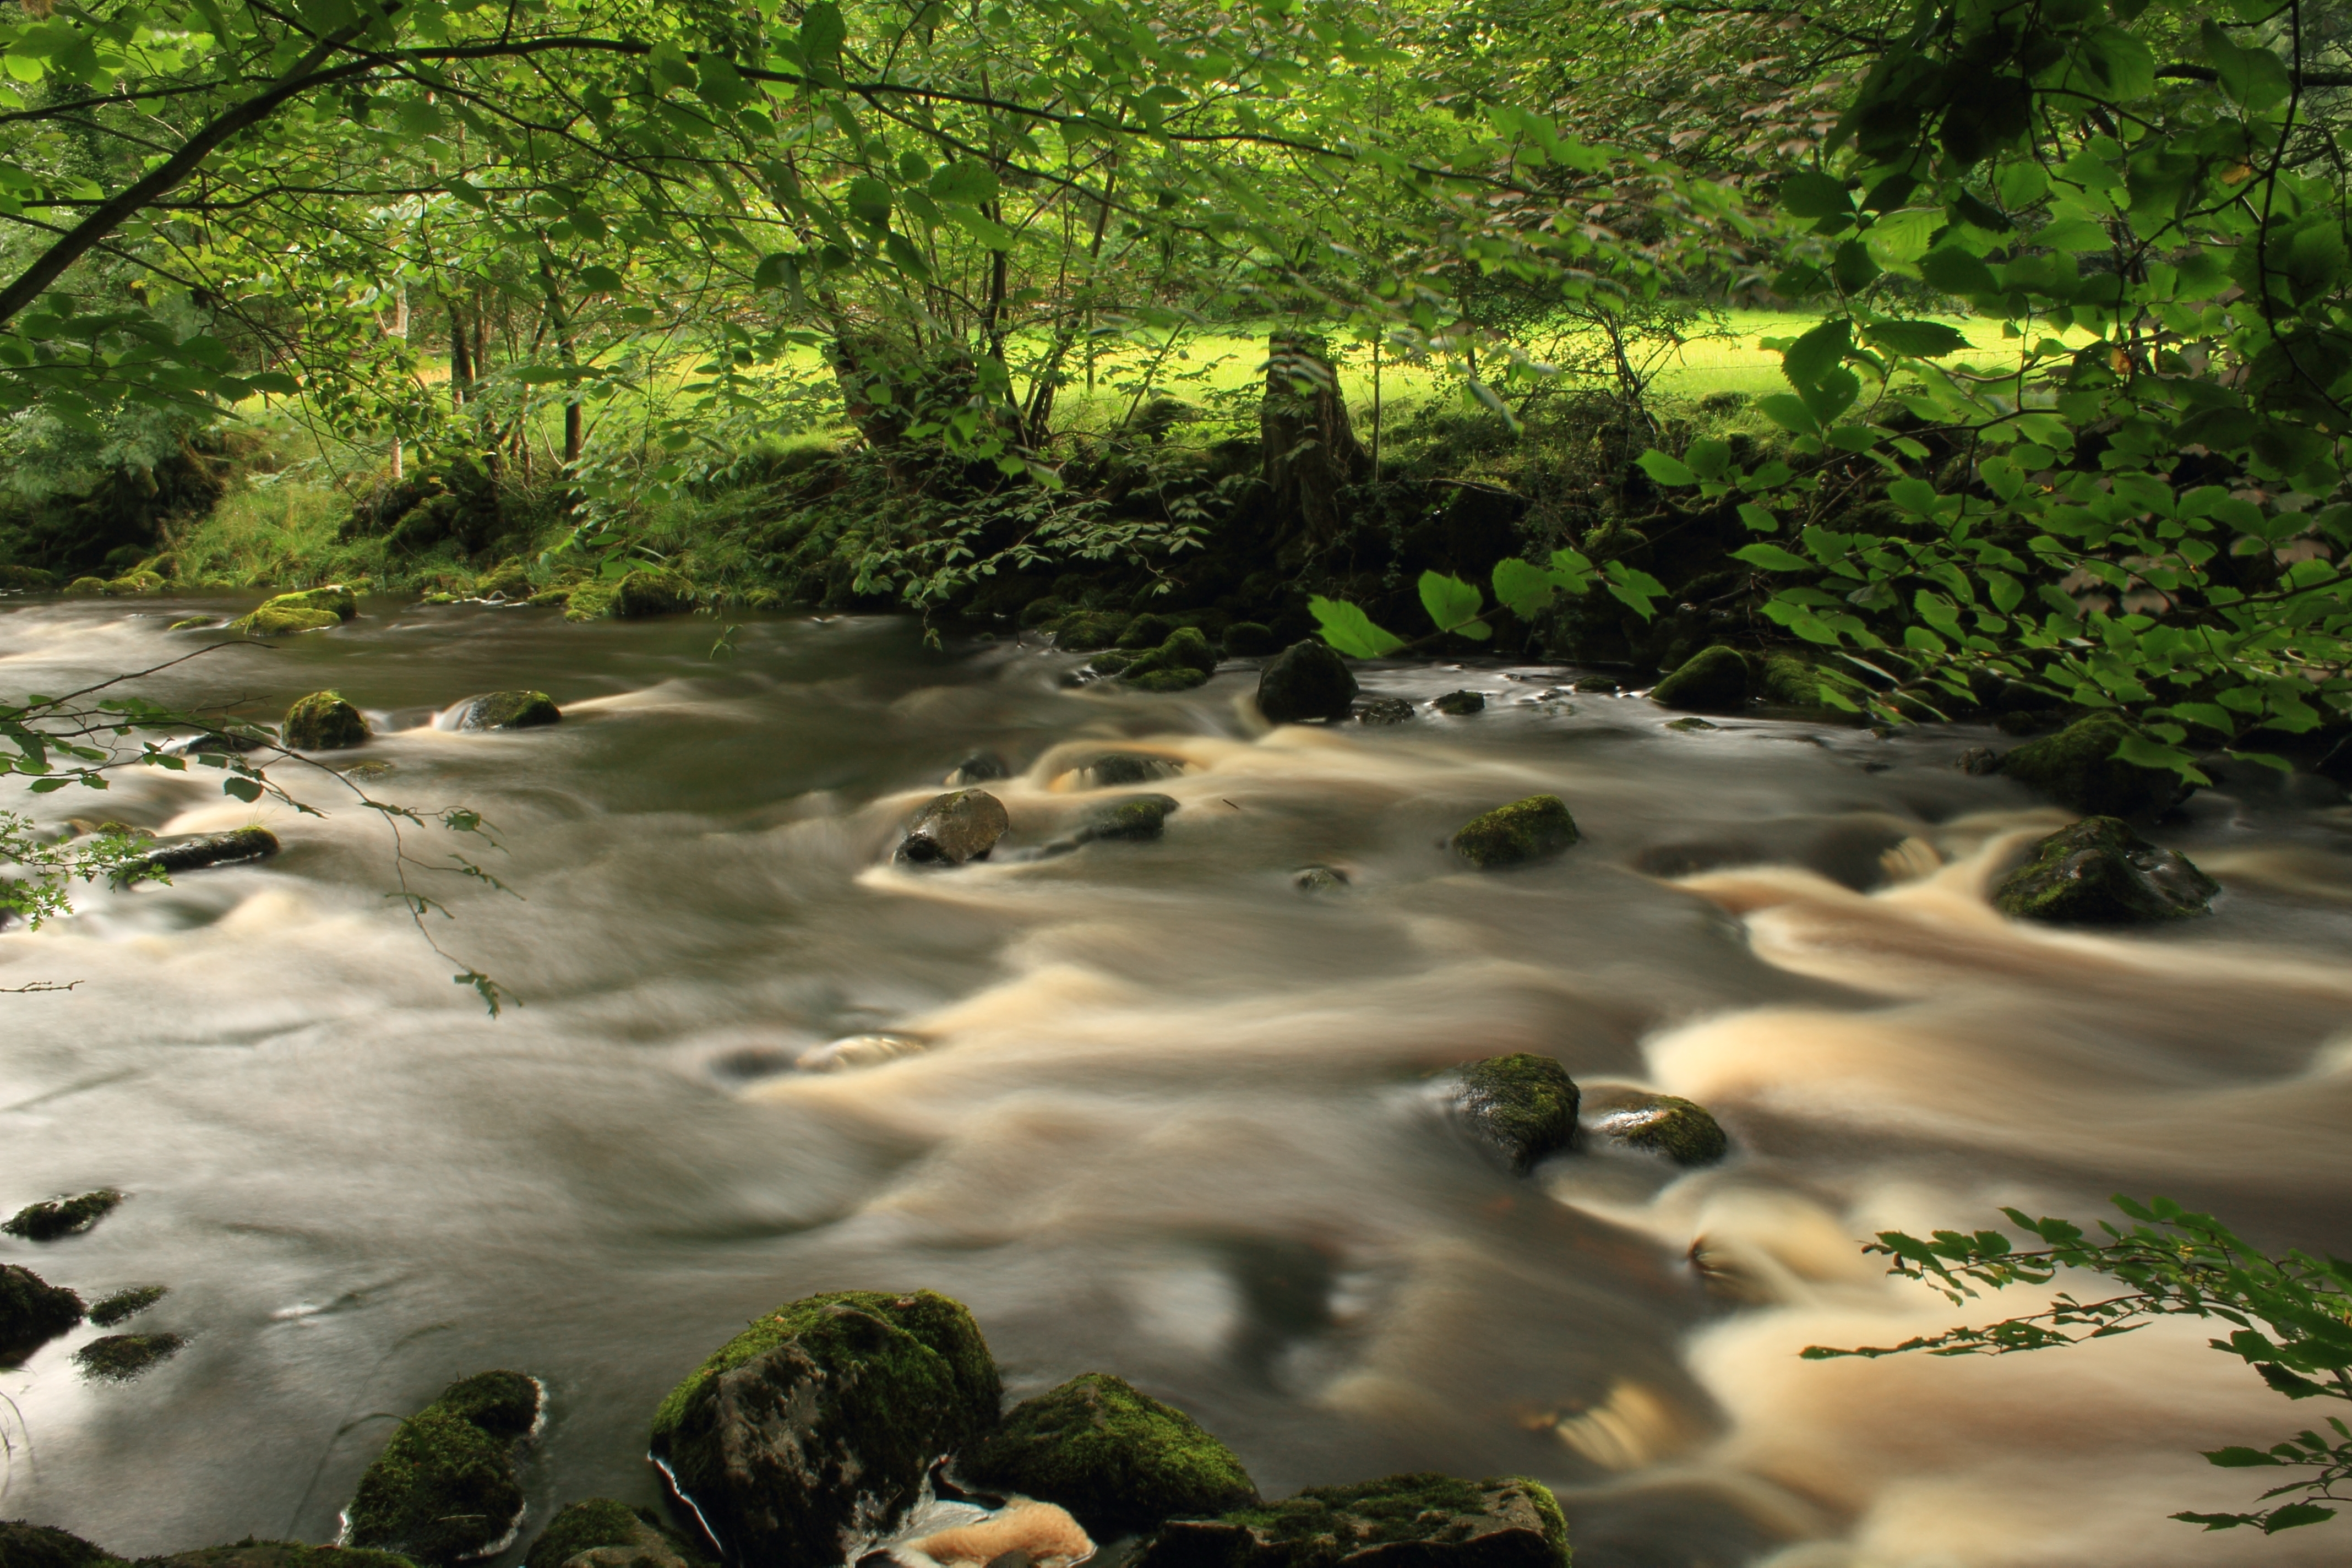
[6,595,2352,1568]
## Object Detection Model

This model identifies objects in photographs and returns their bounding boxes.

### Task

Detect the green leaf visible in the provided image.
[1419,570,1485,633]
[846,175,892,228]
[1636,449,1696,487]
[1862,318,1969,357]
[1308,596,1405,658]
[1734,543,1811,572]
[245,371,299,395]
[1737,503,1779,532]
[800,1,847,67]
[1919,247,2000,295]
[1782,318,1852,394]
[1493,557,1559,620]
[222,776,262,802]
[1684,437,1731,481]
[928,160,1000,205]
[2262,1504,2337,1533]
[1779,171,1853,219]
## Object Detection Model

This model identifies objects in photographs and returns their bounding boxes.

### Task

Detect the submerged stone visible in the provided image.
[1452,796,1578,869]
[950,750,1011,785]
[283,691,369,750]
[1141,1474,1569,1568]
[450,691,561,731]
[1293,865,1349,894]
[0,1263,84,1360]
[1664,717,1719,732]
[1585,1091,1728,1167]
[88,1284,168,1327]
[1255,641,1358,723]
[5,1187,122,1240]
[1993,815,2218,923]
[1997,714,2187,819]
[74,1331,186,1381]
[1432,690,1486,715]
[1357,698,1413,725]
[899,789,1011,867]
[132,827,279,878]
[1650,645,1751,712]
[525,1500,705,1568]
[1081,794,1179,842]
[1570,675,1620,693]
[1085,753,1173,787]
[346,1370,541,1566]
[1453,1054,1580,1173]
[616,568,695,618]
[959,1372,1259,1533]
[647,1290,999,1568]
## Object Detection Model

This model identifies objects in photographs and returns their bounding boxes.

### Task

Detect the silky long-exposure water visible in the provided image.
[5,595,2352,1567]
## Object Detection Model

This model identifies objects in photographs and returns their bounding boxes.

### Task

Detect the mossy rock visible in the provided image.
[1586,1092,1728,1167]
[1019,595,1071,629]
[167,616,217,631]
[151,1542,420,1568]
[0,564,58,590]
[106,571,166,595]
[563,581,620,622]
[525,1500,705,1568]
[0,1521,130,1568]
[74,1331,186,1381]
[1222,622,1279,658]
[88,1284,167,1327]
[1758,652,1820,707]
[1255,641,1357,723]
[1124,627,1219,692]
[1992,815,2218,923]
[449,692,561,731]
[270,586,357,620]
[898,788,1011,867]
[1080,794,1179,842]
[648,1290,1000,1568]
[617,568,695,618]
[1055,611,1133,652]
[1143,1474,1569,1568]
[959,1373,1258,1532]
[1650,645,1751,712]
[6,1187,122,1240]
[1997,714,2187,819]
[0,1264,84,1360]
[1358,698,1413,725]
[1453,1054,1580,1173]
[227,604,340,636]
[1452,796,1578,869]
[346,1370,541,1566]
[1119,613,1180,650]
[1433,690,1486,715]
[529,587,575,608]
[64,577,109,597]
[476,560,532,600]
[283,692,368,750]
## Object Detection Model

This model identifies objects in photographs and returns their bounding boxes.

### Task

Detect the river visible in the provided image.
[4,595,2351,1568]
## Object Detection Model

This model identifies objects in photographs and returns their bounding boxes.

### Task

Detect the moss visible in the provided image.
[1451,796,1578,869]
[151,1542,421,1568]
[284,692,369,750]
[1210,1474,1570,1568]
[1758,652,1819,707]
[0,1520,130,1568]
[1454,1054,1580,1173]
[0,564,58,589]
[527,587,574,608]
[6,1187,122,1240]
[1255,641,1357,723]
[227,604,340,636]
[1223,623,1278,657]
[0,1263,85,1357]
[1993,815,2218,923]
[525,1500,703,1568]
[453,692,561,731]
[563,581,620,622]
[476,560,532,600]
[617,567,695,618]
[1055,611,1133,651]
[88,1284,168,1327]
[1125,627,1219,690]
[960,1373,1258,1531]
[74,1331,186,1380]
[346,1371,541,1566]
[1649,645,1751,712]
[270,586,357,620]
[64,576,108,596]
[1020,595,1071,628]
[1595,1094,1728,1166]
[1119,613,1180,650]
[106,571,166,595]
[167,616,216,631]
[1997,714,2185,819]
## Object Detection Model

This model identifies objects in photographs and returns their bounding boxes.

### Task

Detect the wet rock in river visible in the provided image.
[228,602,340,636]
[1085,753,1174,787]
[526,1499,706,1568]
[1583,1090,1728,1167]
[1571,674,1620,693]
[1054,611,1131,652]
[283,690,369,750]
[154,1545,422,1568]
[1255,641,1357,724]
[898,789,1011,867]
[1452,796,1578,869]
[0,1520,126,1568]
[75,1331,186,1380]
[1082,793,1178,842]
[1452,1054,1580,1173]
[0,1263,84,1360]
[346,1370,541,1566]
[1994,816,2218,923]
[450,691,560,731]
[648,1290,999,1568]
[1650,645,1751,713]
[1996,713,2190,819]
[131,827,279,878]
[1118,614,1179,650]
[616,567,695,618]
[1123,627,1219,693]
[949,750,1010,785]
[1357,698,1412,725]
[1293,865,1348,894]
[1957,745,2001,775]
[1140,1473,1569,1568]
[1432,690,1485,715]
[1664,717,1718,732]
[5,1186,122,1240]
[958,1371,1259,1533]
[88,1284,167,1326]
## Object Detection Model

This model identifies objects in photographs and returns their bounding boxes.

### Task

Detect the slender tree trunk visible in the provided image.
[388,282,409,480]
[537,259,582,469]
[447,293,473,409]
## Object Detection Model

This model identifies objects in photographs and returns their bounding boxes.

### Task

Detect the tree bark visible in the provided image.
[1261,333,1363,544]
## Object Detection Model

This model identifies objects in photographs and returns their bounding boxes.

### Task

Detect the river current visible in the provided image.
[4,596,2352,1568]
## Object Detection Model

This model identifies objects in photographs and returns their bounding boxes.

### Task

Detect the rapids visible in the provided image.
[4,595,2351,1567]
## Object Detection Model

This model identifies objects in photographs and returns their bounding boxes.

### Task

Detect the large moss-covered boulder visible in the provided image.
[0,1521,129,1568]
[1055,611,1132,652]
[283,692,368,750]
[1255,641,1357,723]
[525,1500,704,1568]
[1650,645,1750,712]
[228,603,340,636]
[1452,796,1578,869]
[649,1290,1000,1568]
[346,1370,541,1566]
[5,1187,121,1240]
[1141,1475,1569,1568]
[449,692,560,731]
[154,1544,419,1568]
[0,1264,84,1359]
[1118,614,1179,650]
[898,789,1010,866]
[617,568,695,618]
[1585,1091,1728,1167]
[1453,1055,1580,1173]
[0,564,57,590]
[1124,628,1220,693]
[1993,816,2218,923]
[1997,714,2186,819]
[959,1373,1258,1533]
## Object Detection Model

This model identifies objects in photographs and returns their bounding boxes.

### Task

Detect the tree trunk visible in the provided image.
[1261,333,1363,544]
[447,293,473,409]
